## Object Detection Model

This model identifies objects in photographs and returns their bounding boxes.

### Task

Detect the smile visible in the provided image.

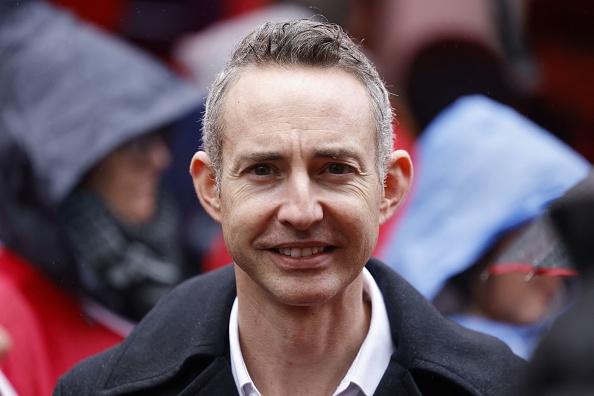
[272,246,329,258]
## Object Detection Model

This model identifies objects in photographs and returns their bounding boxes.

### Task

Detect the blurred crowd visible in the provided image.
[0,0,592,394]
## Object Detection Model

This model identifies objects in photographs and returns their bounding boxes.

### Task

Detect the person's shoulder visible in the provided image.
[171,263,236,297]
[53,346,117,395]
[156,263,237,322]
[54,264,237,395]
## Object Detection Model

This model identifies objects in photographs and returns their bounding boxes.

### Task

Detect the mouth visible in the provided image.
[271,246,333,258]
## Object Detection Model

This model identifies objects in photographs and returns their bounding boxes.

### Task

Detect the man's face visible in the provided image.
[207,66,389,307]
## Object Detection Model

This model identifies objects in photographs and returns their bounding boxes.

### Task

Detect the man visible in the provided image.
[55,19,525,395]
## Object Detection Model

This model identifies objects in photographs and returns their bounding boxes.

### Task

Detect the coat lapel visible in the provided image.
[98,265,238,395]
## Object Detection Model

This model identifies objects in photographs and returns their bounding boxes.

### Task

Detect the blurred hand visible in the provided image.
[0,326,11,363]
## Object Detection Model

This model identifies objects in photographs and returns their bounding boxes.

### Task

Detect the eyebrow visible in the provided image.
[241,152,284,163]
[312,148,362,162]
[239,148,362,163]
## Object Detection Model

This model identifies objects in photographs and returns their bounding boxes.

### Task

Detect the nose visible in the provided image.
[277,172,323,230]
[147,135,171,173]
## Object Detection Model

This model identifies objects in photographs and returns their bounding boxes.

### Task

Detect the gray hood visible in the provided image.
[0,0,201,203]
[0,0,201,287]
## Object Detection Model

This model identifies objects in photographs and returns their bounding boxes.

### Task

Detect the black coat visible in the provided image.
[54,258,526,395]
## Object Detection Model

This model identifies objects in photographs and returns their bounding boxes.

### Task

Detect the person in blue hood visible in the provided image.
[380,94,590,360]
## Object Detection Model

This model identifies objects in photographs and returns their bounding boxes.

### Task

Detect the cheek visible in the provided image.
[219,194,269,249]
[324,197,380,256]
[347,189,382,239]
[485,275,557,324]
[329,181,382,217]
[221,190,272,225]
[112,163,155,194]
[521,277,564,318]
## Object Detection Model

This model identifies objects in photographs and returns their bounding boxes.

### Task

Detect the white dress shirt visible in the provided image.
[229,267,395,396]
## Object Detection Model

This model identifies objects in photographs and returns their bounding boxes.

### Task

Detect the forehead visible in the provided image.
[220,66,375,152]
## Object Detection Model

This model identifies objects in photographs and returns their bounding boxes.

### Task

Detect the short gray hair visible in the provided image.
[202,19,394,190]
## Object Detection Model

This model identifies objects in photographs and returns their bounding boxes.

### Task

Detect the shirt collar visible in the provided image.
[229,297,256,395]
[229,267,395,396]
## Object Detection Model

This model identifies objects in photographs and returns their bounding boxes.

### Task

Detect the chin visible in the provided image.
[126,200,158,224]
[273,293,336,308]
[267,279,348,308]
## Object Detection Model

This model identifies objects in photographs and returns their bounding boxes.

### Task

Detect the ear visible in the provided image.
[379,149,413,225]
[190,151,222,224]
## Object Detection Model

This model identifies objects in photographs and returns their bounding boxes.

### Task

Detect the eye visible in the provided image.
[327,163,353,175]
[248,164,274,176]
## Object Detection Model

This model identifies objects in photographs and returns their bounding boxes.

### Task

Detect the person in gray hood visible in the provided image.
[0,0,202,322]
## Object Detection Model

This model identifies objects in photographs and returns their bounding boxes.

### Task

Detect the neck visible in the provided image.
[237,272,371,396]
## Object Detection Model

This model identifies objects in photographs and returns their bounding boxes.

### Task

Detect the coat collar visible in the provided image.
[97,264,237,394]
[96,259,522,395]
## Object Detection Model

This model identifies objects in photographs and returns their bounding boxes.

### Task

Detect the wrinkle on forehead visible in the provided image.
[220,66,376,170]
[224,66,373,131]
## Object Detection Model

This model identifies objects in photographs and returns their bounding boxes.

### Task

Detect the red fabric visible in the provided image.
[374,124,417,257]
[222,0,270,18]
[50,0,128,31]
[0,248,124,396]
[202,233,233,272]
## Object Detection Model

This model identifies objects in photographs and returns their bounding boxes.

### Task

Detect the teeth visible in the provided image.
[278,246,325,257]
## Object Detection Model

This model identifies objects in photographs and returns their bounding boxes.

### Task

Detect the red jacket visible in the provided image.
[0,248,124,396]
